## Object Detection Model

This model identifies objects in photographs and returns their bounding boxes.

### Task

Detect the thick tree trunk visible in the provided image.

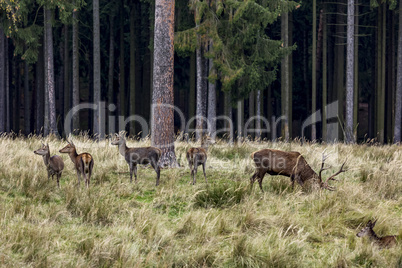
[195,34,206,140]
[0,29,5,133]
[353,0,359,141]
[376,4,386,143]
[281,11,290,141]
[311,0,317,141]
[93,0,101,138]
[130,1,136,135]
[45,8,57,135]
[394,0,402,143]
[189,52,196,130]
[207,45,216,139]
[345,0,355,143]
[72,6,80,132]
[151,0,178,167]
[24,60,30,135]
[44,10,49,135]
[108,14,115,134]
[335,1,345,141]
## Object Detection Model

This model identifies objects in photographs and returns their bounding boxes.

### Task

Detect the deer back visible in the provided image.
[252,149,317,181]
[125,146,161,165]
[49,155,64,172]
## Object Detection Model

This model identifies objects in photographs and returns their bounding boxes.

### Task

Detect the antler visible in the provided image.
[322,159,347,190]
[318,150,331,182]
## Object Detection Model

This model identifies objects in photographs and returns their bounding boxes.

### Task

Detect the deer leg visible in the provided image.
[76,170,81,187]
[250,172,258,185]
[202,163,207,184]
[151,161,160,186]
[193,166,198,185]
[87,159,94,187]
[129,163,134,183]
[258,176,264,192]
[133,164,138,183]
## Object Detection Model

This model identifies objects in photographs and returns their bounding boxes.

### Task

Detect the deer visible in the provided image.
[111,133,162,186]
[34,143,64,188]
[59,140,94,188]
[356,220,397,248]
[249,149,346,192]
[186,135,215,185]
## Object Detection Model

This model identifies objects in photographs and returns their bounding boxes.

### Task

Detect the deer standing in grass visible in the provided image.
[34,143,64,188]
[250,149,346,192]
[111,134,162,186]
[186,135,214,185]
[356,220,397,248]
[59,140,94,188]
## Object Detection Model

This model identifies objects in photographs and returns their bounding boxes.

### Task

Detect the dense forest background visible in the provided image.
[0,0,401,144]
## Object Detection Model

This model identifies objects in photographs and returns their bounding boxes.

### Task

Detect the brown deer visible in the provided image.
[111,133,162,186]
[250,149,346,192]
[59,140,94,188]
[34,143,64,188]
[356,220,397,248]
[186,135,214,185]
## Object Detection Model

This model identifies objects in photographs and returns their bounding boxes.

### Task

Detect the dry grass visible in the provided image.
[0,134,401,267]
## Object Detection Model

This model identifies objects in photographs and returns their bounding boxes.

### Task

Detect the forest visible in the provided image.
[0,0,402,145]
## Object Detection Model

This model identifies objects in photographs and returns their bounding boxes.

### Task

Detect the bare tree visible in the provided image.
[281,10,290,141]
[151,0,178,167]
[72,4,80,132]
[207,43,216,139]
[93,0,102,138]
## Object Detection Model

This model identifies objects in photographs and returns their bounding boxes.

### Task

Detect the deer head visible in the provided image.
[111,133,125,146]
[317,151,347,190]
[34,142,50,155]
[356,220,377,237]
[59,140,76,153]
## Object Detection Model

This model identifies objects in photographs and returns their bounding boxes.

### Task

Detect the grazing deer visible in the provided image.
[250,149,346,192]
[111,134,162,186]
[34,143,64,188]
[186,135,214,185]
[356,220,397,248]
[59,140,94,188]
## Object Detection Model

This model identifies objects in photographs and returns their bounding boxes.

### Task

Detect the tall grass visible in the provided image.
[0,135,401,267]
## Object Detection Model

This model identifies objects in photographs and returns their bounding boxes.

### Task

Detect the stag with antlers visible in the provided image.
[250,149,347,192]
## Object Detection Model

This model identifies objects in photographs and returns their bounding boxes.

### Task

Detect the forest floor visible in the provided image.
[0,135,401,267]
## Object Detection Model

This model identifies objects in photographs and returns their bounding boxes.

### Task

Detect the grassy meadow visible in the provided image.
[0,135,401,267]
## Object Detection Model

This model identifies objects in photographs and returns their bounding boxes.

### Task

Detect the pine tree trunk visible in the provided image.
[335,1,345,141]
[58,28,65,126]
[256,90,261,139]
[36,37,45,134]
[130,1,136,135]
[151,0,178,167]
[119,0,126,120]
[0,28,5,133]
[45,8,57,135]
[64,25,70,126]
[195,34,206,141]
[311,0,317,141]
[207,45,216,139]
[281,10,290,141]
[44,10,49,135]
[108,14,115,134]
[345,0,355,143]
[5,37,10,132]
[189,52,196,130]
[394,0,402,143]
[224,91,233,143]
[249,90,254,138]
[93,0,101,138]
[237,99,244,141]
[24,60,30,135]
[353,0,359,141]
[376,4,386,143]
[72,6,80,132]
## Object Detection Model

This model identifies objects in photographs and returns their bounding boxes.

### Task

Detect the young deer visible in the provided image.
[111,134,162,186]
[34,143,64,188]
[250,149,346,192]
[356,220,397,248]
[59,140,94,188]
[186,135,214,185]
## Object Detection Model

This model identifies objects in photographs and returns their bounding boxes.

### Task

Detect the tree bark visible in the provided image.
[0,28,5,133]
[5,37,9,132]
[249,90,254,138]
[345,0,355,143]
[72,5,80,132]
[281,10,290,141]
[36,37,45,134]
[376,4,386,143]
[151,0,178,167]
[93,0,101,138]
[256,90,261,139]
[119,0,126,120]
[189,52,196,130]
[335,1,345,141]
[353,0,359,141]
[64,25,70,127]
[322,7,327,142]
[130,0,136,135]
[237,99,244,141]
[311,0,317,141]
[195,33,206,140]
[108,13,115,134]
[394,0,402,143]
[207,44,216,139]
[45,8,57,135]
[24,60,30,135]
